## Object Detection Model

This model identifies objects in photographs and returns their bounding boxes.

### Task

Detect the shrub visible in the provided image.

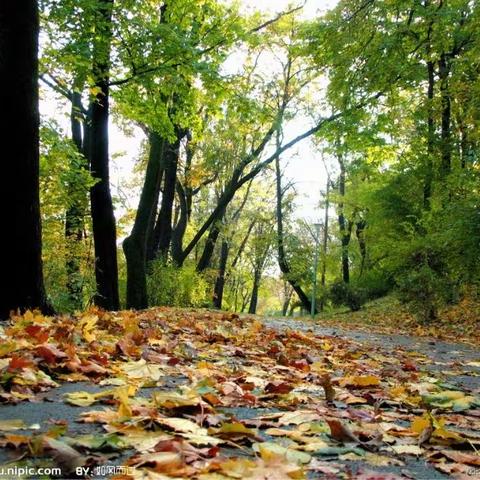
[355,269,394,301]
[395,246,457,323]
[147,261,208,307]
[329,280,366,312]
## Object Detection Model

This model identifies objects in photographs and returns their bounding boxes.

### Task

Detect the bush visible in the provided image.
[354,269,394,301]
[329,280,366,312]
[147,261,208,307]
[395,246,457,323]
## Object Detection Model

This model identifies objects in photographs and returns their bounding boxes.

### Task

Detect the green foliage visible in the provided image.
[329,280,366,312]
[147,261,208,308]
[394,244,457,324]
[40,122,97,312]
[354,270,394,302]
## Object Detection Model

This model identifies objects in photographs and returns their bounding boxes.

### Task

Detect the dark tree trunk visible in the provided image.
[0,0,51,318]
[89,0,119,310]
[171,180,188,265]
[337,153,351,284]
[213,239,229,309]
[438,53,452,177]
[196,210,225,272]
[459,118,469,169]
[123,131,164,309]
[151,132,182,260]
[65,87,86,308]
[275,152,313,313]
[248,271,261,314]
[423,60,435,209]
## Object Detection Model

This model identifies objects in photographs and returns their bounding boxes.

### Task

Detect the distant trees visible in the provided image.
[303,0,480,319]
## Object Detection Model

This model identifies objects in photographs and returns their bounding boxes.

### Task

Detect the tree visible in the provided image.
[0,0,50,318]
[89,0,119,310]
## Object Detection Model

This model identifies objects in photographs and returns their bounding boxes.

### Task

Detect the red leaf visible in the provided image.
[8,355,33,371]
[36,344,68,364]
[25,325,50,343]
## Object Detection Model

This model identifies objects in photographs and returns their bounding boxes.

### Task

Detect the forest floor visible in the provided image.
[0,307,479,479]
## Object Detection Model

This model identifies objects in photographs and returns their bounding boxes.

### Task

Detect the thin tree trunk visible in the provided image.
[282,282,293,316]
[196,209,225,272]
[459,125,469,169]
[213,239,229,309]
[423,60,435,209]
[356,219,367,276]
[171,180,188,265]
[89,0,119,310]
[229,220,255,273]
[319,176,330,311]
[248,271,261,314]
[337,153,351,284]
[123,131,164,309]
[65,84,86,308]
[0,0,51,318]
[438,53,452,177]
[151,131,182,260]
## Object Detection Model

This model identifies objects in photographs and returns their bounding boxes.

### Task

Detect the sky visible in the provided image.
[41,0,340,226]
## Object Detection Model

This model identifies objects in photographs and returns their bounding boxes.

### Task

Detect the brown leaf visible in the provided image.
[326,419,361,443]
[265,381,294,394]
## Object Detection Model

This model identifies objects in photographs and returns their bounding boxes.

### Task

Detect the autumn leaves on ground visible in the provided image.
[0,308,479,479]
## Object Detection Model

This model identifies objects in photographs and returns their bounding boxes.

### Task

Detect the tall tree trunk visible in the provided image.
[89,0,119,310]
[0,0,51,318]
[424,60,435,209]
[151,131,182,260]
[319,176,330,311]
[213,239,229,309]
[337,153,351,284]
[438,53,452,177]
[65,85,86,309]
[123,131,164,309]
[275,152,313,313]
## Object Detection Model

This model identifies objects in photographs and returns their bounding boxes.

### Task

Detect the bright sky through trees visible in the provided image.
[39,0,341,224]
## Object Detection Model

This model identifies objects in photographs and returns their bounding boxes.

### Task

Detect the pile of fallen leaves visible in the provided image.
[0,307,479,479]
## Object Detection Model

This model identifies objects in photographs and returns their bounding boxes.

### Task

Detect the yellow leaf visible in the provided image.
[114,386,132,418]
[64,391,98,407]
[411,416,430,435]
[78,314,98,343]
[0,419,27,431]
[391,445,424,455]
[340,375,381,387]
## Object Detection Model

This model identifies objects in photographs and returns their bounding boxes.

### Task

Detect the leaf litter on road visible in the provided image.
[0,307,479,478]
